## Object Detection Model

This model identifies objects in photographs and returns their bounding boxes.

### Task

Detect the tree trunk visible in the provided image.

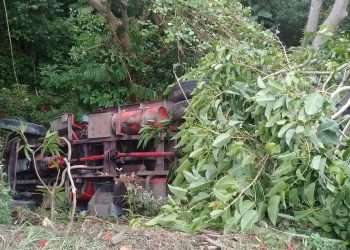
[118,0,130,51]
[305,0,323,33]
[88,0,130,51]
[312,0,350,49]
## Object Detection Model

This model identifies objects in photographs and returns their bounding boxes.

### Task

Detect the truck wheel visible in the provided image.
[169,80,202,102]
[171,100,189,121]
[0,118,46,136]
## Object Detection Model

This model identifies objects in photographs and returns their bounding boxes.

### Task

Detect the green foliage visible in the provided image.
[306,234,347,250]
[242,0,309,46]
[0,166,12,224]
[242,0,350,47]
[0,0,264,123]
[138,120,170,149]
[127,186,166,217]
[0,85,84,125]
[0,0,74,86]
[147,1,350,241]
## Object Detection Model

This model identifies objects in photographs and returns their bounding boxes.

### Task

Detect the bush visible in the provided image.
[147,1,350,242]
[0,165,12,224]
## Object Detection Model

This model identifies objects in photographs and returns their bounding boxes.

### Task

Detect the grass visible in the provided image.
[0,205,348,250]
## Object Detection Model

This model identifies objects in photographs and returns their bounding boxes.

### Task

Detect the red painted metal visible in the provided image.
[5,100,180,206]
[79,155,104,161]
[117,151,175,158]
[111,102,170,135]
[79,180,95,202]
[78,151,175,162]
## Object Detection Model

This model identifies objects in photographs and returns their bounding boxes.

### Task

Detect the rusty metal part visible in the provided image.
[111,102,170,135]
[2,99,181,207]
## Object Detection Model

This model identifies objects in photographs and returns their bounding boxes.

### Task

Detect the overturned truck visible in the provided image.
[0,81,198,216]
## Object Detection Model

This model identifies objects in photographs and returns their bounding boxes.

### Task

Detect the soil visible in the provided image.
[0,215,299,250]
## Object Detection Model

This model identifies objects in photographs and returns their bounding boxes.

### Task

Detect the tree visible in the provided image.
[305,0,350,48]
[305,0,323,34]
[88,0,130,51]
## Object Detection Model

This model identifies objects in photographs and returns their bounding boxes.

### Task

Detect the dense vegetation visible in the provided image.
[2,0,343,123]
[0,0,242,123]
[145,0,350,244]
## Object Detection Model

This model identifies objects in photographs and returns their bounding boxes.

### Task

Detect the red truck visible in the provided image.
[0,80,199,216]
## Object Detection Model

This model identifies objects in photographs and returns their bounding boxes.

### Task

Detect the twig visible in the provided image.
[274,34,291,69]
[336,64,350,90]
[336,119,350,150]
[63,158,76,235]
[322,71,335,91]
[60,137,77,237]
[342,119,350,138]
[330,86,350,99]
[262,68,288,81]
[0,234,5,245]
[301,71,331,75]
[262,57,312,81]
[224,156,268,210]
[200,235,225,249]
[31,151,51,193]
[84,216,114,225]
[173,64,190,105]
[332,98,350,119]
[235,62,268,76]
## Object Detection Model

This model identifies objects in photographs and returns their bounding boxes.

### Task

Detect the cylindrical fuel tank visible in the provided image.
[111,102,170,135]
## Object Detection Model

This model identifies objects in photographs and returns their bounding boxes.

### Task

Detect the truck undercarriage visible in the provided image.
[1,81,198,216]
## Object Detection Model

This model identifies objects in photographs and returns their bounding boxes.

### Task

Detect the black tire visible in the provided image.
[0,118,46,136]
[171,100,189,121]
[169,80,202,102]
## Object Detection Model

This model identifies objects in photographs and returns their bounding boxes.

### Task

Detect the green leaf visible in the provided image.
[304,182,316,207]
[214,175,236,190]
[210,209,224,219]
[183,171,198,182]
[257,76,266,89]
[267,181,287,197]
[265,142,281,155]
[145,213,178,226]
[213,132,231,148]
[224,211,241,233]
[190,192,210,205]
[256,90,275,104]
[296,169,306,181]
[213,188,232,203]
[239,199,254,215]
[240,210,259,231]
[188,179,208,191]
[285,129,295,146]
[304,93,324,115]
[168,185,187,200]
[273,96,285,110]
[317,118,340,145]
[268,195,280,226]
[272,161,294,177]
[189,147,204,158]
[310,155,325,171]
[278,123,295,138]
[288,188,300,208]
[205,164,218,180]
[176,159,191,173]
[296,125,304,134]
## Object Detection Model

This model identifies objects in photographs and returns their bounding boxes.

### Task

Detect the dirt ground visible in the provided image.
[0,215,305,250]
